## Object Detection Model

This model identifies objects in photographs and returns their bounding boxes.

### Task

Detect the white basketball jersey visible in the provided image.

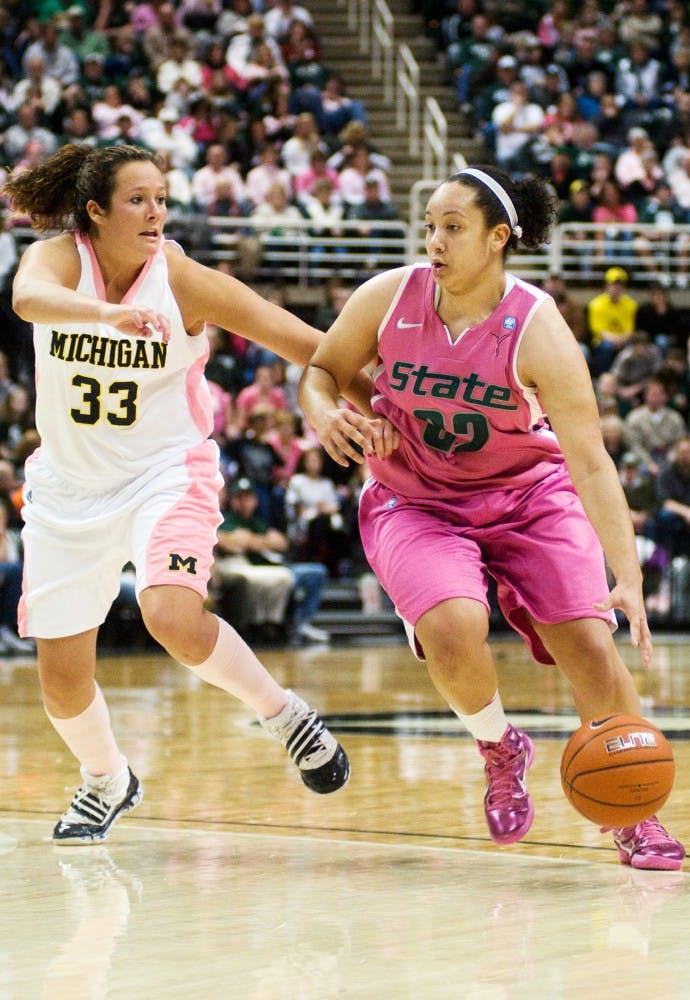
[30,235,213,493]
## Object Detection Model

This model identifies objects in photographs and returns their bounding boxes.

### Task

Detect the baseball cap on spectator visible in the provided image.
[605,266,628,284]
[545,64,561,75]
[622,451,640,466]
[159,107,179,122]
[627,126,648,143]
[84,52,105,63]
[497,55,518,69]
[365,172,380,185]
[66,4,86,15]
[569,179,589,193]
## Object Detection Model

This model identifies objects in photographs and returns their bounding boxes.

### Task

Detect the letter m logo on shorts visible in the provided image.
[168,553,199,575]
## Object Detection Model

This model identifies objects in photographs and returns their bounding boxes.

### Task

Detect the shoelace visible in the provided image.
[285,709,332,768]
[483,747,526,806]
[61,784,113,825]
[601,815,664,838]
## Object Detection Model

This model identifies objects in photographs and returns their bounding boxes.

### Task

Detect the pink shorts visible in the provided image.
[358,468,616,665]
[19,440,223,639]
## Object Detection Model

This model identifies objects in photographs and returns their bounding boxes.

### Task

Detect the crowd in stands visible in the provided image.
[1,0,690,644]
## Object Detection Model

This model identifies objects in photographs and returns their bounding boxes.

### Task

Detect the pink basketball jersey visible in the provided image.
[368,264,565,499]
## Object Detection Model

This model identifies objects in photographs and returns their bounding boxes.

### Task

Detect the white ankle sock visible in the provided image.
[181,616,286,718]
[46,683,126,778]
[456,692,509,743]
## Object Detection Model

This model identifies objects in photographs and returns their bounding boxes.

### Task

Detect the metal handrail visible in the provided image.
[422,98,448,180]
[397,44,420,156]
[371,0,394,105]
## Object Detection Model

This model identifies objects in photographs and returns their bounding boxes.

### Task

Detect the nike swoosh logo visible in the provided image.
[589,716,618,729]
[396,318,423,329]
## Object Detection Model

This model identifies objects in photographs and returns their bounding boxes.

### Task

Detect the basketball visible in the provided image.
[560,714,675,827]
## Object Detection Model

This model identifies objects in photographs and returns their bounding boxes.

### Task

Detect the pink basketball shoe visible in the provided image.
[604,816,686,871]
[477,725,535,845]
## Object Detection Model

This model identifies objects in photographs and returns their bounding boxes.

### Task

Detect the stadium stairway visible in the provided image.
[311,576,406,644]
[307,0,483,219]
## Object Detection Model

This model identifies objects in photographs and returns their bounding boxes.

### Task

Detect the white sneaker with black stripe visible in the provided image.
[261,690,350,794]
[53,766,143,844]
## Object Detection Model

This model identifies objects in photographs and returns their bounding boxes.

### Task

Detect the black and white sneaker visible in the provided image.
[261,690,350,794]
[53,767,143,844]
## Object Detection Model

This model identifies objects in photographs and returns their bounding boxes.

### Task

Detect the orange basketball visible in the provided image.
[560,714,675,827]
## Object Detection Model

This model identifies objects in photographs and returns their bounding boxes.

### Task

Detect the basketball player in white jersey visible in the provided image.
[4,143,392,844]
[300,165,684,871]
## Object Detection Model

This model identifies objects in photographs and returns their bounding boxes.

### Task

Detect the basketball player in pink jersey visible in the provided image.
[300,165,685,870]
[4,144,385,844]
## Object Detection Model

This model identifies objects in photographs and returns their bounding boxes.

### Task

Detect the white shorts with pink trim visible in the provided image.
[19,440,223,639]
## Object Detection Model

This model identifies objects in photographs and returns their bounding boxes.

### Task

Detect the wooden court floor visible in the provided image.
[1,633,689,999]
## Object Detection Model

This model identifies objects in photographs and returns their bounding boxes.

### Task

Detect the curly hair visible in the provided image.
[3,143,163,233]
[445,165,558,255]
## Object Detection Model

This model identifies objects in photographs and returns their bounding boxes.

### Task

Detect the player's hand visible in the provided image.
[593,581,652,670]
[100,304,171,344]
[313,408,398,467]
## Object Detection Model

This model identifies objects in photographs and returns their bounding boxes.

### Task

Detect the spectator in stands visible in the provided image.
[345,175,404,268]
[625,375,687,476]
[79,51,107,104]
[471,52,519,136]
[261,78,296,146]
[11,53,62,117]
[327,120,390,173]
[654,436,690,556]
[0,495,34,655]
[22,16,79,87]
[633,182,690,287]
[285,446,351,577]
[156,32,202,95]
[215,0,250,43]
[214,477,295,642]
[614,127,662,201]
[264,0,313,43]
[491,79,545,172]
[299,177,344,253]
[294,147,340,200]
[4,102,58,164]
[338,147,390,209]
[635,282,689,354]
[215,477,330,644]
[591,179,637,263]
[245,140,292,208]
[226,13,284,79]
[249,180,303,270]
[235,362,290,431]
[537,0,572,50]
[178,0,222,34]
[610,330,662,412]
[575,69,609,122]
[141,105,198,170]
[667,149,690,212]
[615,40,663,120]
[587,266,639,375]
[60,4,109,63]
[61,104,97,146]
[616,0,663,52]
[281,17,323,90]
[566,27,613,94]
[659,348,690,423]
[280,111,326,177]
[142,3,187,71]
[311,72,366,143]
[445,13,499,113]
[92,84,144,141]
[191,141,247,209]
